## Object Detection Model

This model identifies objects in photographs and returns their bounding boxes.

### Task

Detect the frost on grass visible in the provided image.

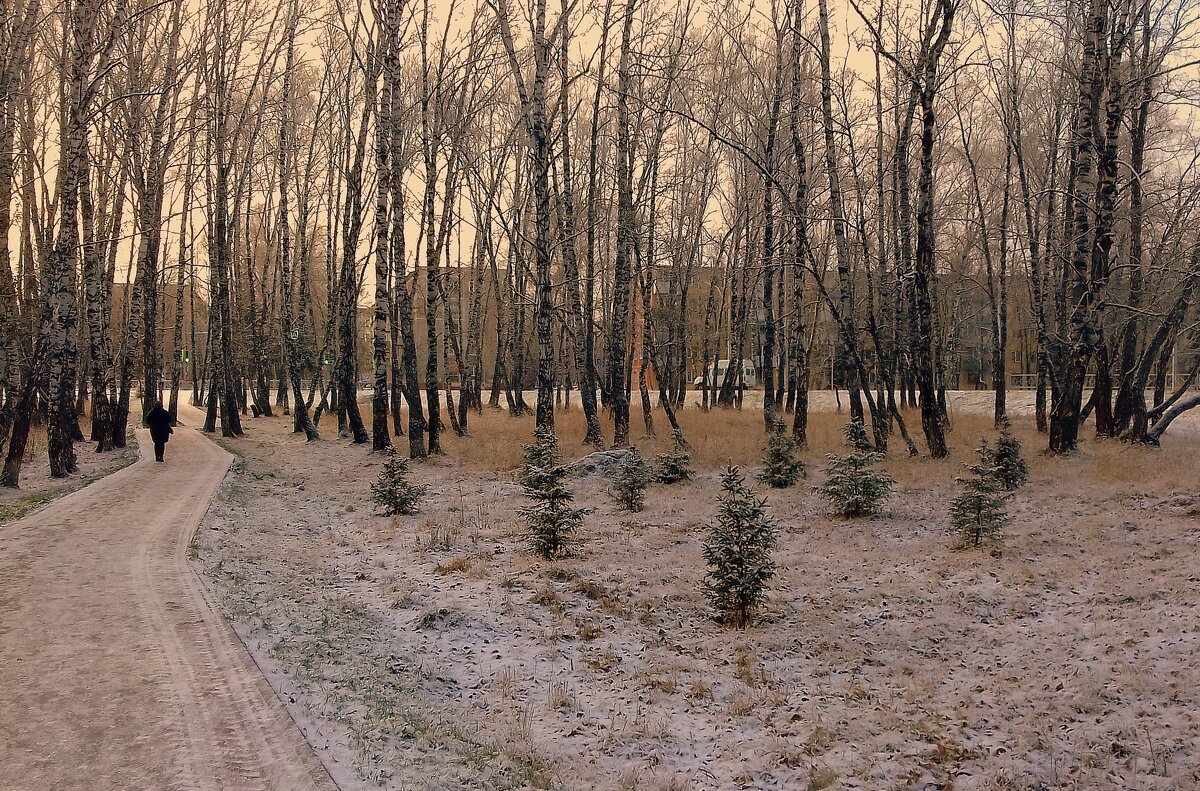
[197,395,1200,790]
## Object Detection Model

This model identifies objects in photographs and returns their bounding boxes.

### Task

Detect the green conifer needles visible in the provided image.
[817,421,894,517]
[371,448,429,515]
[519,429,587,558]
[703,466,777,628]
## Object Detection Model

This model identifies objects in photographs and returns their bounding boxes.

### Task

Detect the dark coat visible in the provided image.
[147,406,174,444]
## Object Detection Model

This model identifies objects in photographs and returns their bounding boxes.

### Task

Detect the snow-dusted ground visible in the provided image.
[0,429,137,525]
[196,393,1200,790]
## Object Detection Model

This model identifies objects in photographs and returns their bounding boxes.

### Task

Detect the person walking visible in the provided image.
[146,402,174,463]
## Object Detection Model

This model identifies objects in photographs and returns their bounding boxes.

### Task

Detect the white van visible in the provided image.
[693,359,758,388]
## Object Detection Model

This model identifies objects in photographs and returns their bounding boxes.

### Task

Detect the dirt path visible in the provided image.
[0,406,337,791]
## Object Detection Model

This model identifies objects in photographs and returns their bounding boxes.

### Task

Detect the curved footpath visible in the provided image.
[0,405,336,790]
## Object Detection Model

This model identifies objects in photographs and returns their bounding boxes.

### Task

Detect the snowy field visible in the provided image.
[195,392,1200,790]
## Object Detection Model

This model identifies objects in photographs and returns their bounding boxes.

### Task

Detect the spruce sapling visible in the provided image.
[758,421,805,488]
[371,447,429,515]
[817,420,894,517]
[612,447,653,511]
[654,429,693,484]
[518,427,560,488]
[991,418,1029,490]
[703,466,778,629]
[950,440,1010,547]
[519,429,587,559]
[843,417,874,451]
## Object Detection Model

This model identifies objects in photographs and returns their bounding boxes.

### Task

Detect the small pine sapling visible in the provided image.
[817,420,894,517]
[703,466,777,629]
[371,448,430,515]
[950,440,1010,547]
[654,429,693,484]
[612,447,653,511]
[518,427,560,488]
[758,421,805,488]
[519,429,587,558]
[991,419,1029,490]
[843,418,874,451]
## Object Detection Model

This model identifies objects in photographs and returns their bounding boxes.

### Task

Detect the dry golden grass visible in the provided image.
[377,398,1200,498]
[431,403,884,472]
[386,400,799,472]
[429,403,950,468]
[433,556,472,575]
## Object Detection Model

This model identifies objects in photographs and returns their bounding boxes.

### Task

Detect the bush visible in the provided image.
[758,421,805,488]
[371,448,429,515]
[950,440,1010,546]
[654,429,693,484]
[991,419,1029,490]
[519,429,587,559]
[703,466,777,629]
[611,447,653,511]
[817,420,894,517]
